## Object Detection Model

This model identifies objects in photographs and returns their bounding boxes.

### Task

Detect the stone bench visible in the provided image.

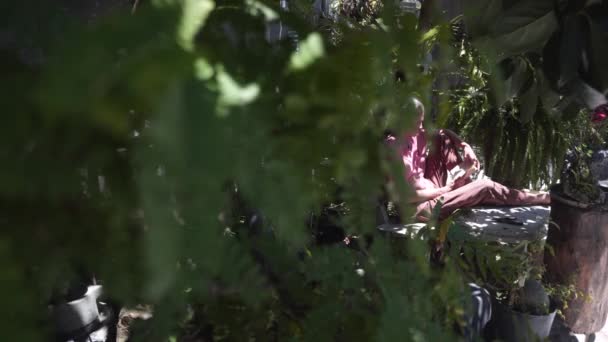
[449,206,550,244]
[377,206,551,245]
[376,222,427,238]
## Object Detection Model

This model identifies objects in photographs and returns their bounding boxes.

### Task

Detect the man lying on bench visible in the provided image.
[387,98,550,221]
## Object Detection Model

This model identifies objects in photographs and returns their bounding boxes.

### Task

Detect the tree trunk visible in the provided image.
[544,187,608,334]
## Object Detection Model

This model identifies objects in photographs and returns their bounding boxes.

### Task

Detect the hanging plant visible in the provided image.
[444,21,575,189]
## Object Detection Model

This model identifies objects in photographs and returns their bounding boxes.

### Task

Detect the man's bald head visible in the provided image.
[412,97,425,128]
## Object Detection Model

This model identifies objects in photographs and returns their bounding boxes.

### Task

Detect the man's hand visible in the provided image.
[443,178,455,193]
[453,172,470,189]
[408,177,455,203]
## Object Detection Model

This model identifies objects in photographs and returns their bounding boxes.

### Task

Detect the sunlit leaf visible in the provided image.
[288,32,325,71]
[216,65,260,113]
[245,0,279,21]
[194,57,214,80]
[420,26,440,43]
[179,0,215,51]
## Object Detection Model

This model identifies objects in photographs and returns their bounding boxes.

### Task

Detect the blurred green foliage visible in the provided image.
[4,0,607,340]
[0,0,470,341]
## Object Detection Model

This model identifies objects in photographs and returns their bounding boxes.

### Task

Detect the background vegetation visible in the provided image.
[442,0,608,189]
[1,0,467,340]
[1,0,607,341]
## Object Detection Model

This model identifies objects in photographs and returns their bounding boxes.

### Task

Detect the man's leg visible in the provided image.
[425,132,462,187]
[417,179,550,219]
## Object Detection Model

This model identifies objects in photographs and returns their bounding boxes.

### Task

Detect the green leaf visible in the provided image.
[542,30,561,88]
[567,78,607,109]
[552,96,578,119]
[179,0,215,51]
[216,66,260,113]
[468,0,558,59]
[490,0,554,37]
[194,57,214,80]
[463,0,502,37]
[474,44,509,106]
[475,250,488,282]
[585,15,608,93]
[504,57,531,102]
[420,26,440,43]
[559,15,585,86]
[245,0,279,21]
[519,80,539,124]
[492,10,558,58]
[538,71,561,111]
[288,32,325,71]
[142,83,184,300]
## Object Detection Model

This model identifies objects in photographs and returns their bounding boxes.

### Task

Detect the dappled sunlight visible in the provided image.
[453,206,550,244]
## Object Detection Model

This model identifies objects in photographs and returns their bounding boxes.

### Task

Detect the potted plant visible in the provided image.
[486,278,556,342]
[544,104,608,334]
[50,282,115,341]
[449,237,557,341]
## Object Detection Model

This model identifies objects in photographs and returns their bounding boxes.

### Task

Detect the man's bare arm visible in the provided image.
[404,163,454,202]
[410,184,453,203]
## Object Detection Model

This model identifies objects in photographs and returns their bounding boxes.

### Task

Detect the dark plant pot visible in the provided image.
[484,299,556,342]
[544,184,608,334]
[51,285,110,340]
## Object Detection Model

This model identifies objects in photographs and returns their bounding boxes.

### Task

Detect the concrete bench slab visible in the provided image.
[376,206,550,244]
[451,206,550,244]
[376,223,427,238]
